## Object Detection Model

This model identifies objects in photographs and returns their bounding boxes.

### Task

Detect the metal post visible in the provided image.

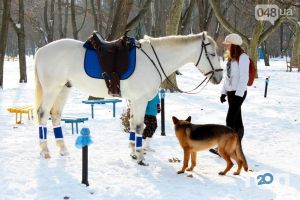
[71,123,74,135]
[113,103,116,118]
[160,89,166,136]
[264,77,269,98]
[82,146,89,186]
[91,104,94,119]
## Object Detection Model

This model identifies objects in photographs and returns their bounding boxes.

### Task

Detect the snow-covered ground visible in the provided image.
[0,57,299,200]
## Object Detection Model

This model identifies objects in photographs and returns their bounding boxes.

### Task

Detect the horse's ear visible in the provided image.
[186,116,191,122]
[172,116,179,125]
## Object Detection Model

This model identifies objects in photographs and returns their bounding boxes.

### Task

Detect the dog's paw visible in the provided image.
[177,170,185,174]
[218,171,226,176]
[233,172,240,175]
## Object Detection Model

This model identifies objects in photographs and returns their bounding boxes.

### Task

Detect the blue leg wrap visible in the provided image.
[54,126,63,139]
[39,126,47,140]
[135,135,143,150]
[129,131,135,143]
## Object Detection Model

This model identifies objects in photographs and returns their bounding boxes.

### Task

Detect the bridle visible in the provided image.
[136,34,223,94]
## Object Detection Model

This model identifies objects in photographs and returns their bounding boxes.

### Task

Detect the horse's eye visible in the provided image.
[210,53,216,56]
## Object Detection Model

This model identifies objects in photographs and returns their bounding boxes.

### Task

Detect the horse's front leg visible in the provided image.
[129,100,148,166]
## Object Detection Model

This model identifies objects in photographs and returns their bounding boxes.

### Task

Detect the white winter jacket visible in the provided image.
[221,53,249,97]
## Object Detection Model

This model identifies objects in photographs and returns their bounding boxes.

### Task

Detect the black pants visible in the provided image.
[226,91,247,140]
[142,115,158,139]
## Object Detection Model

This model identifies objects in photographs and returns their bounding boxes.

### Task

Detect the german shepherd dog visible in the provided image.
[172,116,248,175]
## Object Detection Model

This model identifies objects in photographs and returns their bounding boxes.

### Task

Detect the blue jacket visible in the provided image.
[145,94,160,116]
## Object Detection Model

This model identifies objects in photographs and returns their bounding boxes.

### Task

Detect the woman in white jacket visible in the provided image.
[221,33,249,140]
[210,33,249,156]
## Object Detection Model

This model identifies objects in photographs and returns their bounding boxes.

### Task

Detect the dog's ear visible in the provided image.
[186,116,191,122]
[172,116,179,124]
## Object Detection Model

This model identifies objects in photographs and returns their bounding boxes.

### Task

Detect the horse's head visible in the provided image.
[195,32,223,84]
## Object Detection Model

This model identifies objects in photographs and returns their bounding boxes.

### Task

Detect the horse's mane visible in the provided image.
[140,32,217,48]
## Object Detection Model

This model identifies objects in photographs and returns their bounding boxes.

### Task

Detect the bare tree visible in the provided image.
[179,0,196,34]
[0,0,12,89]
[10,0,27,83]
[108,0,134,40]
[58,0,70,38]
[71,0,87,39]
[209,0,287,77]
[44,0,55,43]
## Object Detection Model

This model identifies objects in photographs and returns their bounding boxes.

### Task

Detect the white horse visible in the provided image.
[34,32,223,164]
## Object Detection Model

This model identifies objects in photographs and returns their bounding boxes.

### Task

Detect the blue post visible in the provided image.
[160,89,166,136]
[75,128,93,186]
[264,77,269,98]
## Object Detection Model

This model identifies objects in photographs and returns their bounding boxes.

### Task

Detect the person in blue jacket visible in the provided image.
[143,93,160,151]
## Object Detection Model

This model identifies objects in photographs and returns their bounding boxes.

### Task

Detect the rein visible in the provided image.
[136,34,222,94]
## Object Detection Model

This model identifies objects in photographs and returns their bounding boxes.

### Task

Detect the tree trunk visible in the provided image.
[108,0,133,40]
[63,0,69,38]
[96,0,102,34]
[262,41,270,66]
[44,0,55,43]
[0,0,12,89]
[105,0,114,38]
[17,0,27,82]
[179,0,196,34]
[161,0,184,92]
[291,8,300,65]
[91,0,98,31]
[71,0,78,39]
[58,0,64,38]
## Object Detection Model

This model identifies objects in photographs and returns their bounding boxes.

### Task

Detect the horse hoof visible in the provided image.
[60,150,70,156]
[137,160,149,166]
[40,152,51,159]
[177,170,185,174]
[130,154,137,160]
[233,172,240,175]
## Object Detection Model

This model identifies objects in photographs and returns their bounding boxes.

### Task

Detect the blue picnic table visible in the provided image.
[82,99,122,119]
[61,117,89,134]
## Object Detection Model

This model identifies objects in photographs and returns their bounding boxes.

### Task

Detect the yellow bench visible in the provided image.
[7,106,33,124]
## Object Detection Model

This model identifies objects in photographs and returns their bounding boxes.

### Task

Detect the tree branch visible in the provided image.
[208,0,250,46]
[258,15,286,44]
[125,0,152,30]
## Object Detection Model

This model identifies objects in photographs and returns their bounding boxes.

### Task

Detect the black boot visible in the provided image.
[237,127,244,140]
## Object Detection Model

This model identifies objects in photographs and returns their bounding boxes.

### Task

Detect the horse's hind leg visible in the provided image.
[50,86,71,156]
[38,87,63,159]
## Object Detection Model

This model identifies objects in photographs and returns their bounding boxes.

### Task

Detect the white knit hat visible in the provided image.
[222,33,243,46]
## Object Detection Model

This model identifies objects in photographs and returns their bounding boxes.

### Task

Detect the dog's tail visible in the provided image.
[236,139,248,171]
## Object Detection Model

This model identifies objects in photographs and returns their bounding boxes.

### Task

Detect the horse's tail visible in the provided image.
[34,51,42,125]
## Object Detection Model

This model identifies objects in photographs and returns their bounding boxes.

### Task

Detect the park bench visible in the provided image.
[7,105,33,124]
[82,99,122,119]
[61,117,89,134]
[286,55,300,72]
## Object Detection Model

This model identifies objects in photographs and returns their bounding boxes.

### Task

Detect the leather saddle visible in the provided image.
[86,31,132,97]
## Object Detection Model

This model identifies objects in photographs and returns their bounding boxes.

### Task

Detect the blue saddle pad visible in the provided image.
[83,38,136,80]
